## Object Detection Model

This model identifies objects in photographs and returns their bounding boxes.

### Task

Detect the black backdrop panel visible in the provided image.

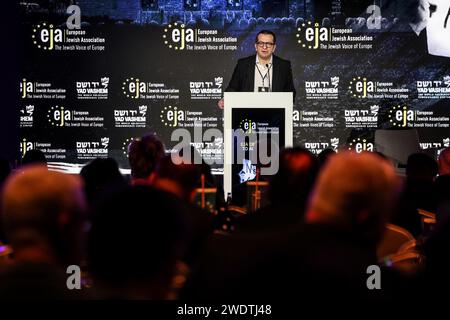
[19,0,450,173]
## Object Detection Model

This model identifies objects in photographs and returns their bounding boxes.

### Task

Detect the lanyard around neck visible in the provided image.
[255,63,272,83]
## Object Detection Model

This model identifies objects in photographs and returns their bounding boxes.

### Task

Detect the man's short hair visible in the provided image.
[128,133,165,179]
[255,30,276,43]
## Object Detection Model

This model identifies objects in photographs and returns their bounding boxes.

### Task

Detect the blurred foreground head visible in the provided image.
[438,147,450,175]
[306,152,400,244]
[2,165,86,266]
[88,186,186,299]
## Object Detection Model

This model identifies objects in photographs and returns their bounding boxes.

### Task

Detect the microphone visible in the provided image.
[266,63,271,92]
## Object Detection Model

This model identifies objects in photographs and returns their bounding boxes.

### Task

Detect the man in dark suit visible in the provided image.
[218,30,296,108]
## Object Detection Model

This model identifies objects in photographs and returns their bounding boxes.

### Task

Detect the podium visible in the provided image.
[223,92,293,198]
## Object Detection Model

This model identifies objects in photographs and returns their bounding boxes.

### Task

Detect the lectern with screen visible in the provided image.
[223,92,293,198]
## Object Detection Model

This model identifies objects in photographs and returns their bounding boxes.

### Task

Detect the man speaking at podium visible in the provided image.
[218,30,296,108]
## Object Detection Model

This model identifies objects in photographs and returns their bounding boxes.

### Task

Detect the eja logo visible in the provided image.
[348,77,376,98]
[20,78,34,99]
[348,138,374,153]
[122,78,146,99]
[160,106,185,127]
[47,106,72,127]
[296,21,331,49]
[32,22,64,50]
[239,119,256,134]
[31,5,81,50]
[388,105,415,128]
[163,23,195,50]
[20,138,35,157]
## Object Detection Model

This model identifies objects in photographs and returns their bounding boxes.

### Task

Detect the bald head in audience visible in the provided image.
[306,152,400,244]
[1,165,86,266]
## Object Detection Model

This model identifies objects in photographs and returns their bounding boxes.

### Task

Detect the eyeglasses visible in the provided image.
[256,41,275,48]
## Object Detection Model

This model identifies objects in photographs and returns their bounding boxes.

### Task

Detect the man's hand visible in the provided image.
[218,98,224,109]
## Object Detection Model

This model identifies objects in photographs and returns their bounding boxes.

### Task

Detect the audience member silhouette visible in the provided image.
[297,151,403,300]
[0,165,87,299]
[422,148,450,298]
[128,133,165,185]
[317,148,336,168]
[0,159,11,186]
[153,154,202,203]
[87,185,186,299]
[21,149,47,167]
[393,153,438,236]
[80,158,127,207]
[436,147,450,222]
[152,154,213,266]
[236,147,318,232]
[0,159,11,243]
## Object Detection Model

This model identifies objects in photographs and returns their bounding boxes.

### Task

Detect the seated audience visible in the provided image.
[183,152,403,301]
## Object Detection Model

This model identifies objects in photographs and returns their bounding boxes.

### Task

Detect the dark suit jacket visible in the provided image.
[225,54,296,100]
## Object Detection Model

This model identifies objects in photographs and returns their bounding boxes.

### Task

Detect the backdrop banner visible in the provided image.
[19,0,450,173]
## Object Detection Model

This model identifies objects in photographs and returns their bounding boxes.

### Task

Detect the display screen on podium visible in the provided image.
[224,92,293,198]
[231,107,285,187]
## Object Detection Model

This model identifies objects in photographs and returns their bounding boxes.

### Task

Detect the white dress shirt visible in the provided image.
[254,55,273,92]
